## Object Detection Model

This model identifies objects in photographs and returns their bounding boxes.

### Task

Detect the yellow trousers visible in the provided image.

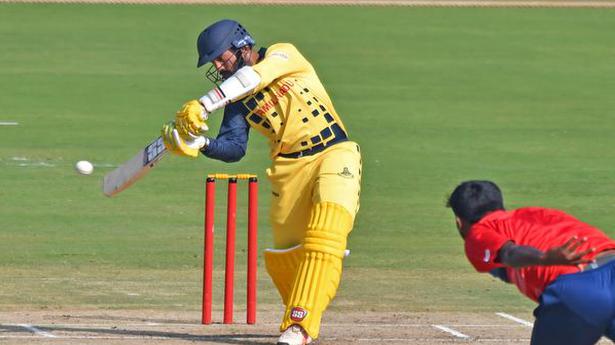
[267,141,361,248]
[265,141,361,339]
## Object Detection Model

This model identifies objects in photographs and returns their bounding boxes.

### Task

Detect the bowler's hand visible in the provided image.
[540,236,595,266]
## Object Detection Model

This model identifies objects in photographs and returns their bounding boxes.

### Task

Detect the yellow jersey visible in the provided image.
[239,43,349,158]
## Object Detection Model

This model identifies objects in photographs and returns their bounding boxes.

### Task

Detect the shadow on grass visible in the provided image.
[0,324,274,345]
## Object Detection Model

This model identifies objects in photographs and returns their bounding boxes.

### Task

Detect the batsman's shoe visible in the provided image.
[277,325,312,345]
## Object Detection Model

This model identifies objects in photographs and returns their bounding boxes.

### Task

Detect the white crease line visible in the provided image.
[17,162,55,167]
[475,340,531,343]
[336,337,530,342]
[353,338,457,342]
[432,324,470,339]
[18,324,56,338]
[0,335,276,340]
[0,122,18,126]
[0,335,173,339]
[496,312,533,327]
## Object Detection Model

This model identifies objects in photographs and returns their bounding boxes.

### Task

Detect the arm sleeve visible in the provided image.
[200,102,250,163]
[488,268,511,283]
[251,43,311,91]
[464,225,511,272]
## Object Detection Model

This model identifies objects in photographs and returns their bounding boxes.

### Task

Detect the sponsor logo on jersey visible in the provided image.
[270,51,289,60]
[255,80,294,116]
[337,167,354,179]
[290,307,308,322]
[483,249,491,263]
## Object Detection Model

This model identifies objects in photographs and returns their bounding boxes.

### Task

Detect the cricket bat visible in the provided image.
[103,137,167,197]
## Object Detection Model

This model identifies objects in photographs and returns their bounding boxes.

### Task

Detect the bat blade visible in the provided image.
[103,137,167,197]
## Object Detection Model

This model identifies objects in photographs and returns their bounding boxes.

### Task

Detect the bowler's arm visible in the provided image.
[498,237,595,268]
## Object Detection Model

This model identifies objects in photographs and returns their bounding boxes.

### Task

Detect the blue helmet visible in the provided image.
[196,19,255,68]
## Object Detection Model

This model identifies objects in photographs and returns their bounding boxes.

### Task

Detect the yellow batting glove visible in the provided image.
[176,100,209,138]
[161,121,208,158]
[161,122,180,155]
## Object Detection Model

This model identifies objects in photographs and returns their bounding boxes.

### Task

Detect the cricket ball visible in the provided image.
[75,160,94,175]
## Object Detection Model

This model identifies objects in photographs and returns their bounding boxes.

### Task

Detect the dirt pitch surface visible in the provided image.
[0,310,521,345]
[1,309,610,345]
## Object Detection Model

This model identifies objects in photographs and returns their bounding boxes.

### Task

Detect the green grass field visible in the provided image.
[1,4,615,314]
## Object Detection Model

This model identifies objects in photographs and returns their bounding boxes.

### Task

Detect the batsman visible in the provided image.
[161,19,362,345]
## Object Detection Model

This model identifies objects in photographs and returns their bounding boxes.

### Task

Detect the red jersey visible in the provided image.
[465,207,615,302]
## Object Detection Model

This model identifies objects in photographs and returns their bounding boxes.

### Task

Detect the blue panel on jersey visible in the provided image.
[246,98,258,110]
[237,102,251,115]
[320,127,332,140]
[249,114,263,124]
[312,143,324,152]
[331,123,346,139]
[324,113,334,123]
